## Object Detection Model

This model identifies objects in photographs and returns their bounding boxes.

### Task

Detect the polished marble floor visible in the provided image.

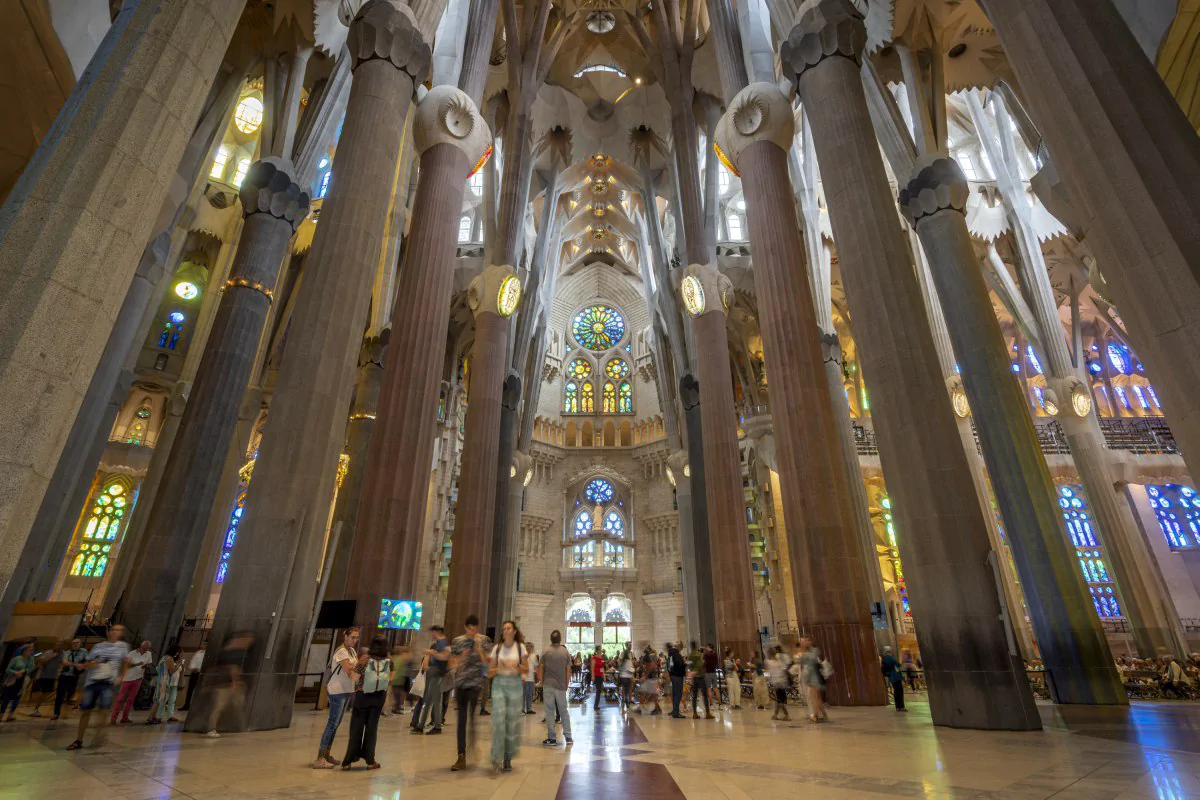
[2,696,1200,799]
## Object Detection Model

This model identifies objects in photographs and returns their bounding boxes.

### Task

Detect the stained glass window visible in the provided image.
[581,382,595,413]
[318,170,332,199]
[618,380,632,413]
[1131,385,1149,410]
[1147,484,1200,549]
[158,320,182,350]
[574,509,593,537]
[215,489,247,584]
[563,381,579,413]
[602,381,616,413]
[572,543,594,568]
[584,479,614,504]
[572,305,626,351]
[1026,345,1043,375]
[1107,343,1131,374]
[210,147,230,180]
[69,479,129,577]
[568,358,593,380]
[126,401,152,445]
[458,216,471,243]
[604,358,629,380]
[604,510,624,538]
[603,542,625,568]
[1114,386,1131,410]
[234,96,264,134]
[1058,485,1122,618]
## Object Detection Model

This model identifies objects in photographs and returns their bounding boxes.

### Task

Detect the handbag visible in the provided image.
[410,669,426,698]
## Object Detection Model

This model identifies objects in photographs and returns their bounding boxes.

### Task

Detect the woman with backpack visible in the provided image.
[341,636,392,770]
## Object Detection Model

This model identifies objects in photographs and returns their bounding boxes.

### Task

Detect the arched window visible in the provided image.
[318,170,332,199]
[157,310,186,351]
[563,381,579,413]
[618,380,633,413]
[581,382,595,413]
[603,510,624,538]
[1147,484,1200,549]
[565,595,595,654]
[1059,485,1122,619]
[458,215,471,243]
[232,158,251,188]
[601,595,631,655]
[468,171,483,192]
[125,401,153,445]
[602,381,616,413]
[1107,343,1131,374]
[574,509,592,538]
[584,479,614,504]
[210,147,230,180]
[726,212,743,241]
[69,478,131,577]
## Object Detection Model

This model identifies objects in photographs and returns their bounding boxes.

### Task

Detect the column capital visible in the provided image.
[239,157,310,231]
[779,0,867,87]
[666,451,691,488]
[346,0,431,83]
[414,85,493,172]
[510,450,533,486]
[898,155,970,228]
[945,375,972,419]
[468,264,522,319]
[679,262,733,319]
[714,82,795,172]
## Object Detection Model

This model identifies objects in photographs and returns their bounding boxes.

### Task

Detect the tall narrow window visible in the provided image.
[603,510,624,538]
[563,381,579,413]
[618,380,632,413]
[318,170,332,199]
[125,401,153,445]
[574,509,593,538]
[602,381,616,413]
[458,215,471,243]
[69,479,131,577]
[726,212,743,241]
[1058,485,1122,618]
[1147,484,1200,549]
[215,489,247,583]
[232,158,251,188]
[581,382,595,413]
[210,147,230,180]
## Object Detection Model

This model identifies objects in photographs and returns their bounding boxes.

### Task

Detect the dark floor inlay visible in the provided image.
[555,706,685,799]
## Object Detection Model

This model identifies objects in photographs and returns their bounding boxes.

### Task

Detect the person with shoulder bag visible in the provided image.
[342,636,391,770]
[880,647,906,711]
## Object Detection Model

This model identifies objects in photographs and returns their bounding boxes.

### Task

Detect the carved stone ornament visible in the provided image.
[413,85,492,165]
[346,0,431,83]
[945,375,971,418]
[239,157,311,231]
[680,262,733,318]
[780,0,867,87]
[468,264,521,318]
[1055,375,1093,418]
[898,155,970,228]
[713,82,795,169]
[666,451,690,488]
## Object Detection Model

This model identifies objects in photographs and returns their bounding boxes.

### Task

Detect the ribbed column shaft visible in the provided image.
[457,0,498,106]
[680,382,718,647]
[445,311,509,630]
[187,45,419,732]
[487,376,520,632]
[739,142,884,706]
[346,143,469,631]
[0,0,245,598]
[980,0,1200,479]
[913,204,1118,712]
[692,312,758,656]
[123,204,294,651]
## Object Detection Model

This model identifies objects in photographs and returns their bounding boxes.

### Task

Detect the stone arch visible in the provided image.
[619,419,631,446]
[603,419,616,447]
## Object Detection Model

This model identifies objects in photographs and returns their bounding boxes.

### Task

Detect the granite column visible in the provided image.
[186,0,429,733]
[780,0,1041,723]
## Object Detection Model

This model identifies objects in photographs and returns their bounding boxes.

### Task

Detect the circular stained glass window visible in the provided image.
[568,358,593,379]
[584,478,614,504]
[234,96,264,135]
[605,358,630,380]
[572,305,626,351]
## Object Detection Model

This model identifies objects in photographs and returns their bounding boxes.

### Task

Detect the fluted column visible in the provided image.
[898,154,1124,707]
[186,0,430,733]
[122,159,308,650]
[325,333,386,599]
[716,82,883,707]
[780,0,1042,724]
[668,450,706,643]
[498,450,531,622]
[978,0,1200,478]
[0,0,245,600]
[345,85,491,632]
[487,376,521,632]
[444,265,521,630]
[680,263,758,656]
[679,375,718,648]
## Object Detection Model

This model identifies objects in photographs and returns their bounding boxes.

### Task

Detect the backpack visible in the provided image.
[361,657,392,694]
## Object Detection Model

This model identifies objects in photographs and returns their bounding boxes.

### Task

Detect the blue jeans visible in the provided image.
[523,680,534,712]
[543,687,571,740]
[319,692,351,753]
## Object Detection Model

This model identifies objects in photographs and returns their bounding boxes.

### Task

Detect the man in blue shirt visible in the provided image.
[67,624,131,750]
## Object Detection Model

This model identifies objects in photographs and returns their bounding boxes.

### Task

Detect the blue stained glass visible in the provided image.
[1107,343,1131,374]
[584,478,614,504]
[572,306,626,351]
[1114,386,1131,409]
[1026,345,1043,374]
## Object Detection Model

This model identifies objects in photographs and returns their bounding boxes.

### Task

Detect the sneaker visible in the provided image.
[451,755,466,772]
[670,712,685,719]
[427,727,442,735]
[564,736,573,745]
[203,730,221,738]
[410,727,424,735]
[66,740,83,751]
[502,758,512,772]
[312,758,334,769]
[542,738,557,746]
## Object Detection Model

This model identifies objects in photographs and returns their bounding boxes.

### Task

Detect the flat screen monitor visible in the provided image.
[378,598,423,631]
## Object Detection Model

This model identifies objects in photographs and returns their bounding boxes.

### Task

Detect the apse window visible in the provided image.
[210,147,230,180]
[232,158,251,188]
[234,95,264,135]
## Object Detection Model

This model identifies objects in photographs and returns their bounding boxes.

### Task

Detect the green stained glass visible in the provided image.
[605,358,629,380]
[568,358,592,379]
[618,380,632,413]
[572,306,626,351]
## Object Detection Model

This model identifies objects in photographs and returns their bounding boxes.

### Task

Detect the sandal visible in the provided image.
[66,740,83,750]
[366,762,381,770]
[312,759,334,770]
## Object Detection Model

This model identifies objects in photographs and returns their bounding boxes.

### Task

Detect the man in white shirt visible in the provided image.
[110,640,152,724]
[522,641,539,714]
[313,627,359,768]
[67,624,130,750]
[179,647,205,711]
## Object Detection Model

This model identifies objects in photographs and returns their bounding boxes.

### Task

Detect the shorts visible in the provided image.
[704,673,719,692]
[32,678,57,694]
[78,681,115,711]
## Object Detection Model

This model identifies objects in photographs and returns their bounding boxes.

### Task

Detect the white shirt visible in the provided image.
[188,649,205,672]
[327,646,358,696]
[525,647,539,681]
[123,649,153,682]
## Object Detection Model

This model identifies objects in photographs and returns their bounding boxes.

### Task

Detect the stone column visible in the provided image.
[345,85,491,630]
[668,450,704,643]
[716,82,883,707]
[497,450,531,623]
[678,380,718,646]
[443,264,521,630]
[899,154,1126,705]
[324,332,385,599]
[679,263,758,657]
[186,0,429,733]
[0,0,245,599]
[487,375,520,632]
[979,0,1200,479]
[122,159,308,650]
[779,1,1043,724]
